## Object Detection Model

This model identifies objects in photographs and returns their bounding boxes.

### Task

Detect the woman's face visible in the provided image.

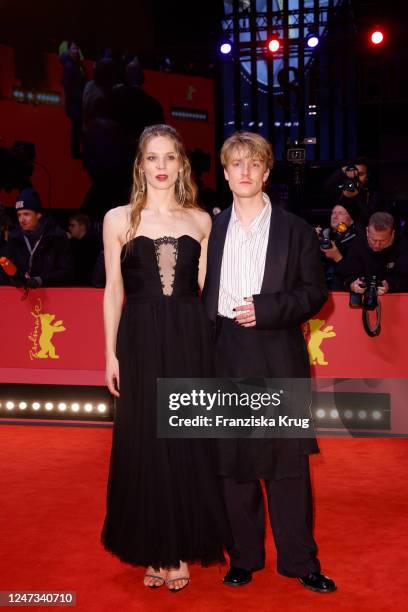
[141,136,181,192]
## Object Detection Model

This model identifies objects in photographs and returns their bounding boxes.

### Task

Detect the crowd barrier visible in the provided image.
[1,287,407,384]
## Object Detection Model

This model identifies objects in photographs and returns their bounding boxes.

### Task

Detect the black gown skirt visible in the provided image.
[101,235,230,569]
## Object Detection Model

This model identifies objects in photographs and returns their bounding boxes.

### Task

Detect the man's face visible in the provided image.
[354,164,368,185]
[17,210,41,232]
[224,147,269,199]
[68,219,86,239]
[331,205,352,229]
[366,226,394,252]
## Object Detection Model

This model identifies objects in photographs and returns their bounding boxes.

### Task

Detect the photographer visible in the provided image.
[325,158,383,227]
[317,201,359,290]
[7,188,73,288]
[336,212,408,294]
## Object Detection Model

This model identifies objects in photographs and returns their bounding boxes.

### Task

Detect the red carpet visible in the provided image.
[0,424,407,611]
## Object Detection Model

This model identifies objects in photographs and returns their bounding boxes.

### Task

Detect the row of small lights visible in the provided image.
[314,408,383,421]
[0,401,107,414]
[12,89,61,105]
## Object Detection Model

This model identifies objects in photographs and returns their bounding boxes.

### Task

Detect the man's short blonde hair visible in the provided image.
[220,131,274,169]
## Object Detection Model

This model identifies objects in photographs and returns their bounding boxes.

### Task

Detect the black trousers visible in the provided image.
[222,458,320,576]
[215,316,320,576]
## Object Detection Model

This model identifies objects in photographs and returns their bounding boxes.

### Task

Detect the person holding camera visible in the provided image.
[325,158,383,227]
[7,188,74,288]
[336,212,408,294]
[317,200,359,290]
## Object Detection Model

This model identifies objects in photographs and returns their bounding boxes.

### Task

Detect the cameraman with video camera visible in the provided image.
[336,212,408,296]
[317,200,359,290]
[325,158,383,227]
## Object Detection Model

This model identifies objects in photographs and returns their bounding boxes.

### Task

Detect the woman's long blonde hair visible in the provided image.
[126,124,199,244]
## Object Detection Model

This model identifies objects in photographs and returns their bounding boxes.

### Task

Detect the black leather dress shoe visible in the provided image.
[223,567,252,587]
[298,572,337,593]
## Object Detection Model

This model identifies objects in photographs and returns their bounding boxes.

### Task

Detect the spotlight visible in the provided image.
[307,35,319,48]
[19,402,27,410]
[71,403,80,413]
[370,30,384,45]
[6,401,14,410]
[84,403,93,413]
[268,37,280,53]
[372,411,382,420]
[330,409,339,419]
[358,410,367,420]
[220,42,232,55]
[97,404,107,414]
[58,403,67,412]
[45,402,54,411]
[32,402,40,410]
[316,409,326,419]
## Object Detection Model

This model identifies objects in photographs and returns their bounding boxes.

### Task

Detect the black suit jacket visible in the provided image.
[202,203,328,479]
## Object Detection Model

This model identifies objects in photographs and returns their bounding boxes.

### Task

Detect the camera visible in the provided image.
[337,165,359,193]
[319,228,331,250]
[349,275,379,310]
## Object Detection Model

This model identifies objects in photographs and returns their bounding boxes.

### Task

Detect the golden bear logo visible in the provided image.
[28,299,66,360]
[303,319,336,366]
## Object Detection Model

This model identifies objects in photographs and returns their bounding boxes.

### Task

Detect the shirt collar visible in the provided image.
[231,192,272,233]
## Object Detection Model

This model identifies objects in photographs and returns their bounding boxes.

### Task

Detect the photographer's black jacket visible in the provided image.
[336,232,408,292]
[7,218,74,286]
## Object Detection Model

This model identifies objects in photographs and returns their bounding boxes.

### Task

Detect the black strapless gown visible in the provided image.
[101,235,229,569]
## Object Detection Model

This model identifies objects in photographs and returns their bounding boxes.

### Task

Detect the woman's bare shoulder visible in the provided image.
[188,206,212,232]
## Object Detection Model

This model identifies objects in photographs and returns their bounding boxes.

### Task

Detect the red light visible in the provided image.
[268,38,280,53]
[370,30,384,45]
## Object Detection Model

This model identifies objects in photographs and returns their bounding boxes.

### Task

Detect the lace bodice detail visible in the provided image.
[120,235,200,299]
[153,237,178,296]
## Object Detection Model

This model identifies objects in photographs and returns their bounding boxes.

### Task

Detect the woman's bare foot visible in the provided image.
[143,566,167,588]
[166,561,190,592]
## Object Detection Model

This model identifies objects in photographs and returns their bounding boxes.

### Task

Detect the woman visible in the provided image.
[101,125,229,591]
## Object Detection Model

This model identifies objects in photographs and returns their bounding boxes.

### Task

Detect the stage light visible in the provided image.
[330,409,339,419]
[19,402,27,410]
[372,411,382,420]
[6,401,14,410]
[58,403,67,411]
[45,402,54,411]
[344,410,353,419]
[84,403,93,413]
[32,402,40,410]
[71,403,80,413]
[307,35,319,48]
[370,30,384,45]
[358,410,367,420]
[220,42,232,55]
[97,404,107,414]
[316,409,326,419]
[268,37,280,53]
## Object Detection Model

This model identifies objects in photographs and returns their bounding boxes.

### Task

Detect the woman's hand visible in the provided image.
[106,354,120,397]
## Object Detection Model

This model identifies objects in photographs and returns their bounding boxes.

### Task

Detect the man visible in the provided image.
[202,132,336,593]
[59,41,86,159]
[325,158,383,227]
[68,213,101,286]
[317,200,359,290]
[8,187,73,287]
[336,211,408,293]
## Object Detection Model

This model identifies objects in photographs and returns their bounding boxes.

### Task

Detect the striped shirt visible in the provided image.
[218,193,272,318]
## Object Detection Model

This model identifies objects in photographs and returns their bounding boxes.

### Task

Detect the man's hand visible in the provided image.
[350,278,366,294]
[377,280,389,296]
[234,297,256,327]
[322,241,343,262]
